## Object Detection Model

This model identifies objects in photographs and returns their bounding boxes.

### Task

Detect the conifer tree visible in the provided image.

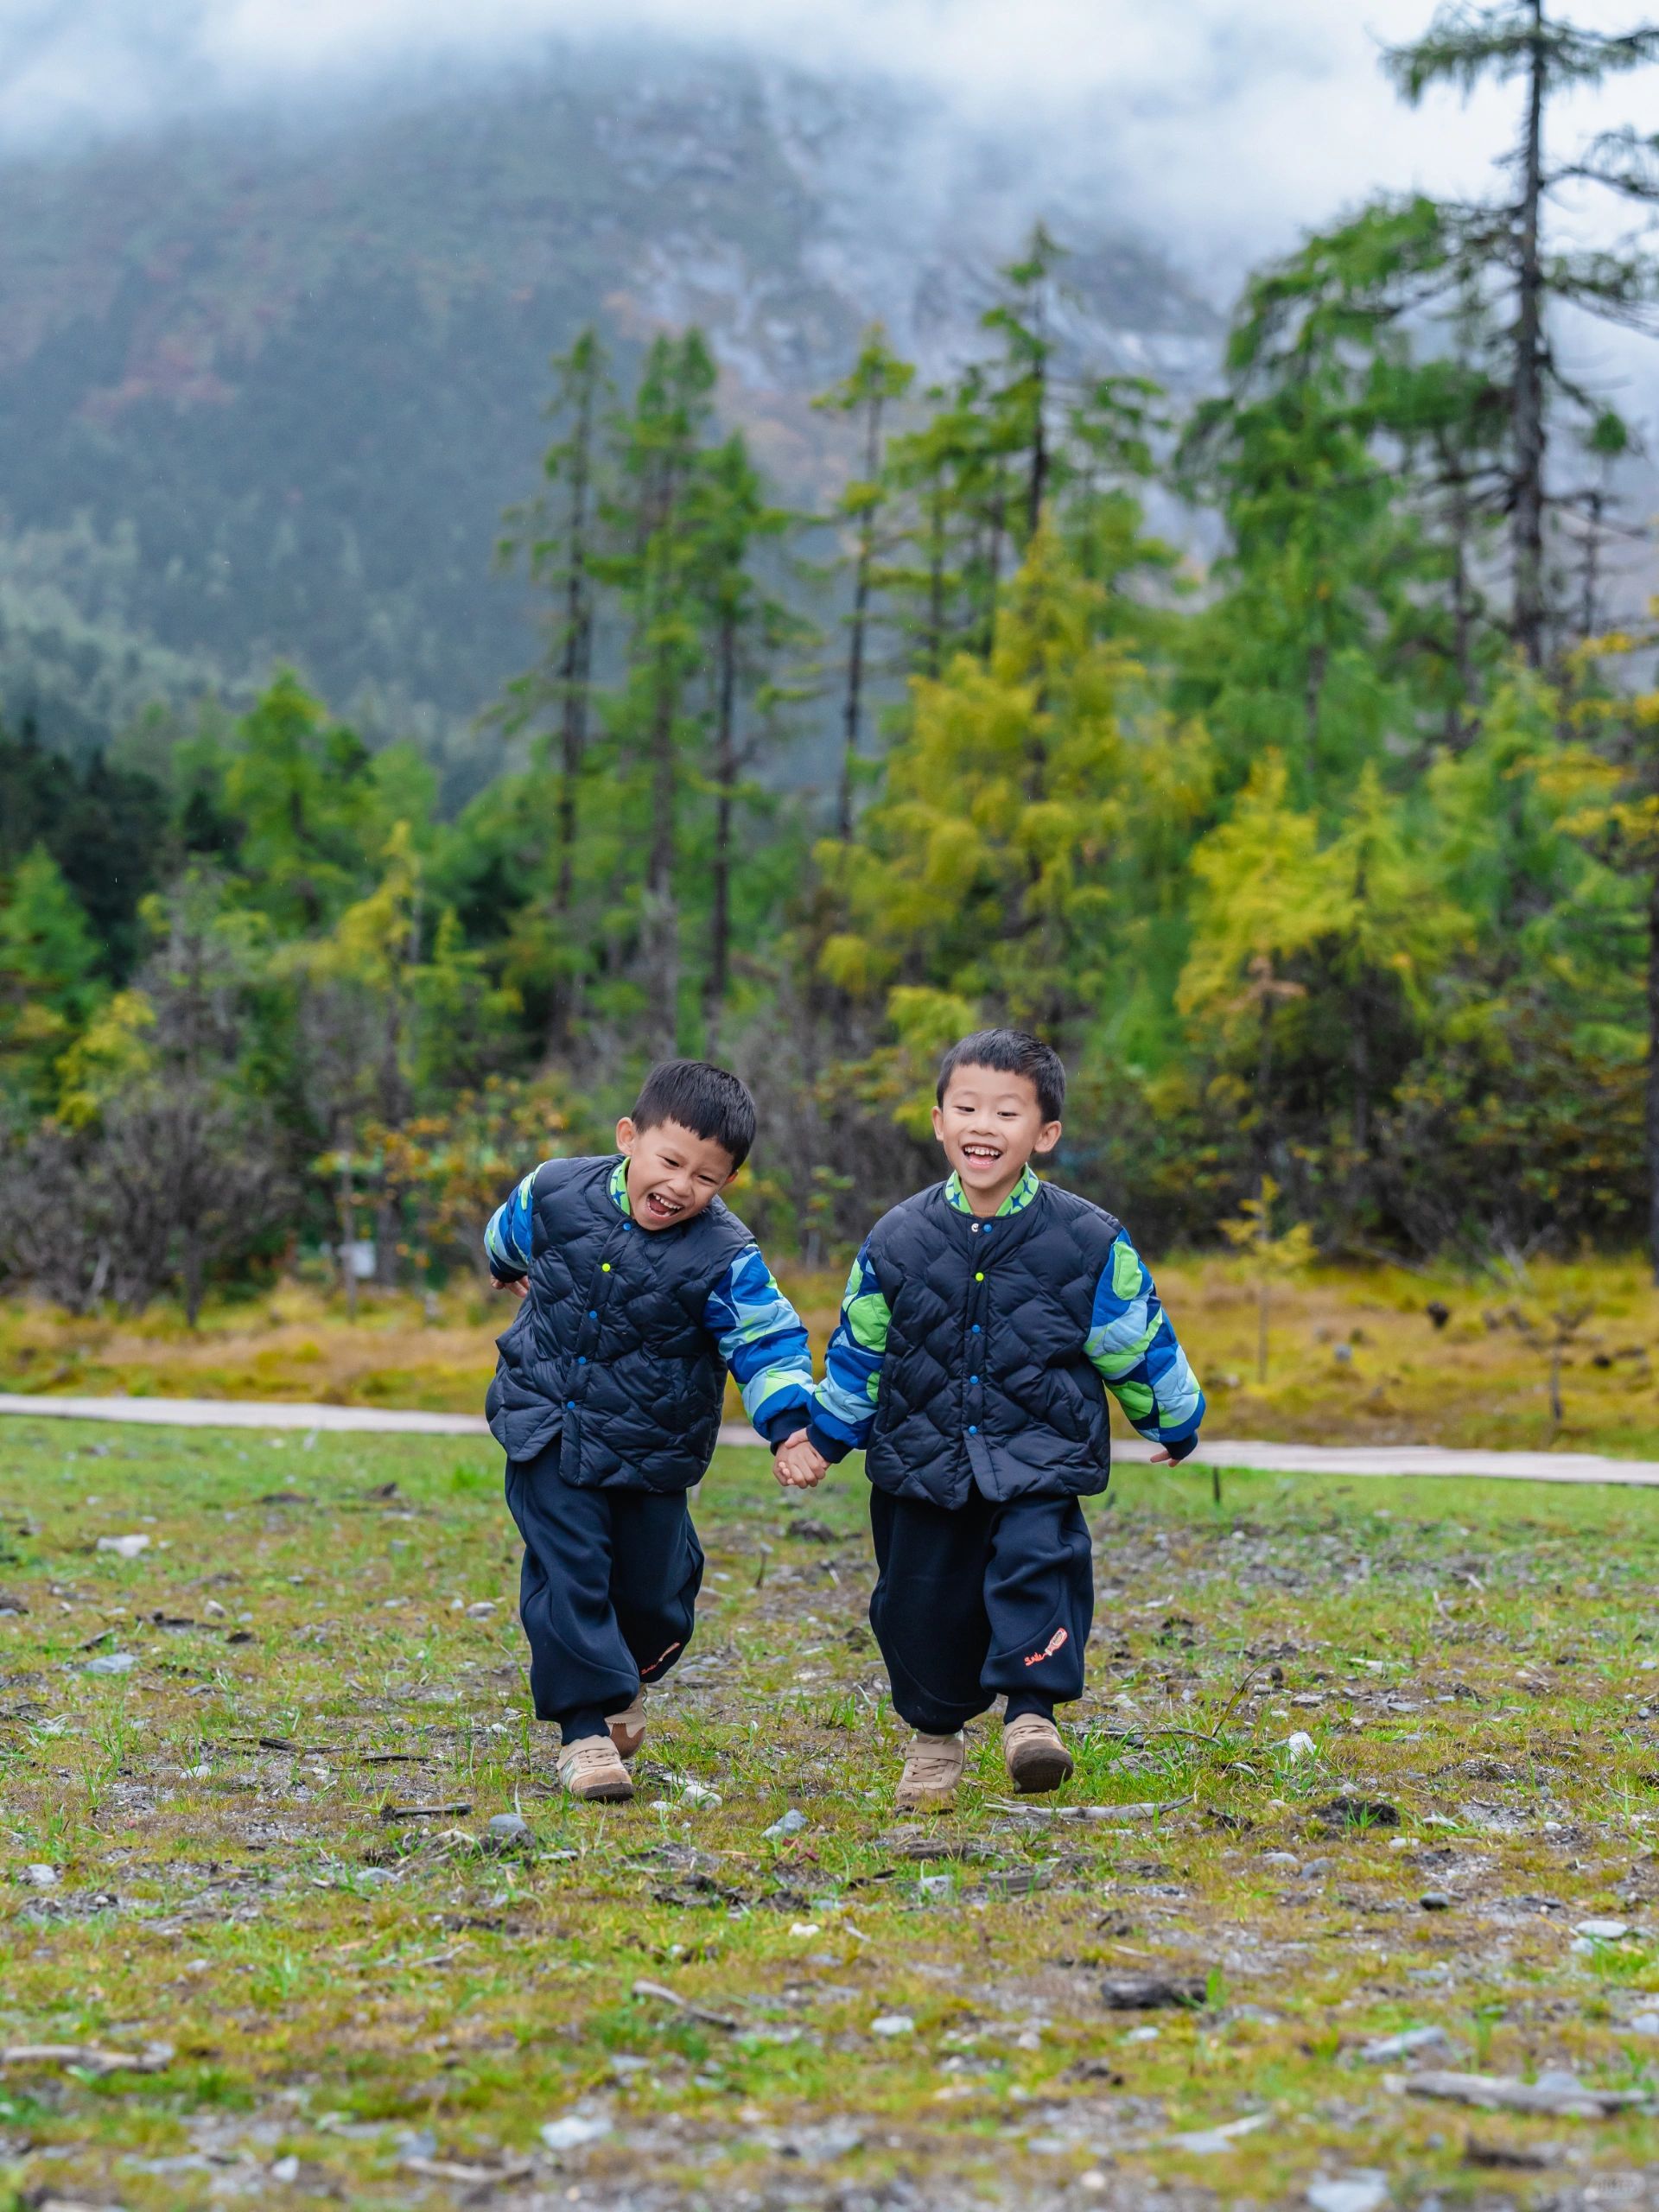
[1384,3,1659,663]
[1179,200,1484,798]
[1554,620,1659,1275]
[602,332,719,1058]
[496,329,611,1051]
[884,400,969,680]
[226,674,381,932]
[817,526,1198,1037]
[982,223,1066,541]
[815,328,915,839]
[688,432,804,1055]
[1177,754,1345,1173]
[0,848,104,1116]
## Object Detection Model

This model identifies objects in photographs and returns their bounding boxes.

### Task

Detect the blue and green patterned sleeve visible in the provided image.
[484,1167,541,1280]
[1085,1231,1205,1460]
[806,1242,889,1464]
[704,1244,815,1445]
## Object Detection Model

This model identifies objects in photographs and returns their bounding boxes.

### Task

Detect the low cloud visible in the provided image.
[3,0,1654,268]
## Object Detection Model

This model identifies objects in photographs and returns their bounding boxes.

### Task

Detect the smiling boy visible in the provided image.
[486,1060,813,1802]
[776,1029,1205,1808]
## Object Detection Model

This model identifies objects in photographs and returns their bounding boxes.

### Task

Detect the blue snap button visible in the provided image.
[971,1324,982,1334]
[565,1400,575,1409]
[968,1424,978,1434]
[588,1310,597,1319]
[969,1375,979,1384]
[577,1356,587,1365]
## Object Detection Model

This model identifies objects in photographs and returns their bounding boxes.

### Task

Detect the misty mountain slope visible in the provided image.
[0,47,1220,763]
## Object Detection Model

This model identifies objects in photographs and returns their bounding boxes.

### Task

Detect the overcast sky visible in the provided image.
[5,0,1658,270]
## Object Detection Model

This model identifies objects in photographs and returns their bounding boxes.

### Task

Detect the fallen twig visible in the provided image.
[1390,2069,1648,2118]
[1,2042,173,2075]
[402,2155,535,2185]
[630,1977,740,2030]
[228,1734,345,1755]
[988,1794,1194,1821]
[380,1801,473,1821]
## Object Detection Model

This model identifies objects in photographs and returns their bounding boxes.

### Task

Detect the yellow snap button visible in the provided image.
[975,1271,984,1281]
[601,1263,612,1273]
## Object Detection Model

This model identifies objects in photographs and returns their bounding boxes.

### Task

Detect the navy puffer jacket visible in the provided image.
[862,1180,1125,1510]
[486,1155,753,1490]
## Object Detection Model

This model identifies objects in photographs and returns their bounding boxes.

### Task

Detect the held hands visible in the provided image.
[773,1428,828,1491]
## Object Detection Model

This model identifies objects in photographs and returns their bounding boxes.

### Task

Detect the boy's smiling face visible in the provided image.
[931,1064,1062,1217]
[615,1116,738,1230]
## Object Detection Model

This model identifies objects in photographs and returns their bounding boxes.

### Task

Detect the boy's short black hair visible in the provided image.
[936,1028,1065,1124]
[631,1058,757,1171]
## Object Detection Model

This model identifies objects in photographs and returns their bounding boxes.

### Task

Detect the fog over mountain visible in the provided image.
[0,3,1654,779]
[0,0,1575,265]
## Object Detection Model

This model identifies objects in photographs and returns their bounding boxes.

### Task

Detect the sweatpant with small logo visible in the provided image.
[504,1435,703,1745]
[868,1486,1093,1735]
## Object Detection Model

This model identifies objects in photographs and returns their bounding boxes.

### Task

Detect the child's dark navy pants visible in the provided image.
[868,1487,1093,1734]
[504,1436,702,1743]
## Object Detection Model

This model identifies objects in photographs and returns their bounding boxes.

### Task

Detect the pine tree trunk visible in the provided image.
[645,626,680,1063]
[546,369,596,1058]
[1255,998,1277,1180]
[983,475,1007,660]
[837,550,872,841]
[1351,978,1371,1161]
[375,958,407,1290]
[556,374,594,920]
[1305,639,1327,772]
[1580,486,1605,645]
[705,609,737,1056]
[1027,360,1048,539]
[1441,437,1475,743]
[837,393,885,841]
[374,1193,397,1292]
[1512,3,1548,667]
[182,1235,204,1331]
[926,496,946,678]
[337,1145,358,1321]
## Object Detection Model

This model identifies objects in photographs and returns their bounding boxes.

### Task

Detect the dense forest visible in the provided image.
[4,0,1659,1318]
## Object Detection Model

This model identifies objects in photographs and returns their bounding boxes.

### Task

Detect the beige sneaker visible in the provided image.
[556,1736,634,1803]
[895,1730,966,1811]
[607,1690,647,1764]
[1003,1713,1072,1795]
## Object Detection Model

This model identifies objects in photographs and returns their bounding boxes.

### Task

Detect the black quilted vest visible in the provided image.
[862,1179,1124,1510]
[486,1154,753,1491]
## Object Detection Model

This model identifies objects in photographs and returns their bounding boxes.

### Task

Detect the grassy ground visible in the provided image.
[7,1251,1659,1457]
[0,1419,1656,2210]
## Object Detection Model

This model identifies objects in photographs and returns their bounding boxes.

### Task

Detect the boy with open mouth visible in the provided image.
[486,1059,814,1802]
[775,1028,1205,1808]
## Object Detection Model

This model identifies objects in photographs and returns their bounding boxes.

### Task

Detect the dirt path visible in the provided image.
[4,1389,1659,1484]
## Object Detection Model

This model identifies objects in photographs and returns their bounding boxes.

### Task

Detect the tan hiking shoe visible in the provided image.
[607,1691,647,1763]
[1003,1713,1072,1795]
[557,1736,634,1803]
[895,1731,966,1811]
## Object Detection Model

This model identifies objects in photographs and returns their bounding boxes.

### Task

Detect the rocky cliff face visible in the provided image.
[0,43,1222,766]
